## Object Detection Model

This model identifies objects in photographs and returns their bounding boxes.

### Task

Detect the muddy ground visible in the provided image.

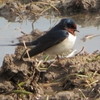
[0,0,100,100]
[0,0,100,22]
[0,29,100,100]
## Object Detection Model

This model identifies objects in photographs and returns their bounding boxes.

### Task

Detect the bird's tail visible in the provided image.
[0,41,34,46]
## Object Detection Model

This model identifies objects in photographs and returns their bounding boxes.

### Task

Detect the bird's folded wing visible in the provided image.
[24,30,69,57]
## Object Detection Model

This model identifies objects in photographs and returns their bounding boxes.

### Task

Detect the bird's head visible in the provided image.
[59,18,79,36]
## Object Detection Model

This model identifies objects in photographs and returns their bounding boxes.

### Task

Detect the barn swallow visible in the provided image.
[0,18,79,58]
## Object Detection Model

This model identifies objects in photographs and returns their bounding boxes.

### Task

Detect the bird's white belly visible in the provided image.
[45,33,76,55]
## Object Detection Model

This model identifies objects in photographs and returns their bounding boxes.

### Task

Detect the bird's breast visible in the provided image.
[45,33,76,55]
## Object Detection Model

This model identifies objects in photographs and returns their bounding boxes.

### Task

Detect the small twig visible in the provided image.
[89,80,98,85]
[50,3,60,14]
[75,46,85,56]
[81,34,100,42]
[21,31,27,35]
[46,95,49,100]
[0,22,11,30]
[66,49,77,58]
[92,50,99,55]
[79,89,87,99]
[39,6,51,15]
[44,55,50,62]
[23,41,30,60]
[42,82,60,87]
[33,1,60,14]
[7,90,32,94]
[36,60,42,72]
[16,13,24,20]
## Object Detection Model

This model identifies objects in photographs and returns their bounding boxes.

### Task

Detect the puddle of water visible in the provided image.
[0,16,100,66]
[75,26,100,53]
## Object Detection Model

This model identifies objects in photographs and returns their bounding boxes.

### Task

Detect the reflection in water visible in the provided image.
[0,14,100,66]
[81,34,100,42]
[70,13,100,28]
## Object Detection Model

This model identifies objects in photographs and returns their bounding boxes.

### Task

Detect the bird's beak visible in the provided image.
[75,29,79,32]
[66,28,79,33]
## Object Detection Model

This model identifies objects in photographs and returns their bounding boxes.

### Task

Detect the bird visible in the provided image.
[0,18,79,58]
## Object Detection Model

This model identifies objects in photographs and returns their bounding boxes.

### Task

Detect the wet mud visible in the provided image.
[0,0,100,21]
[0,30,100,100]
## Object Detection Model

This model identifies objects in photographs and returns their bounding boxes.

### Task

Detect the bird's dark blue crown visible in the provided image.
[59,18,77,30]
